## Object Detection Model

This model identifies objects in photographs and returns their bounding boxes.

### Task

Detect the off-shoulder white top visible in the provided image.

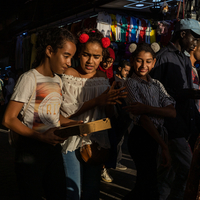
[61,74,111,153]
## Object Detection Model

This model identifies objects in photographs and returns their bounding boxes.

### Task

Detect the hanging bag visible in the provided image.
[8,72,36,147]
[78,118,112,165]
[80,142,110,165]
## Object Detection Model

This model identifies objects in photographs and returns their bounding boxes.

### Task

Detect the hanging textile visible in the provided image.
[96,12,112,38]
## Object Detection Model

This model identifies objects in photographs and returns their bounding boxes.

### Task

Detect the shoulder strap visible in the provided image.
[21,71,37,120]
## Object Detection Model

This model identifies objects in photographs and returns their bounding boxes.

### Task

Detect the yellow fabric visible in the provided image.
[150,29,156,43]
[110,14,117,41]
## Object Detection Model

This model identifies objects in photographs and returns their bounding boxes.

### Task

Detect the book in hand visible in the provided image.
[54,118,112,138]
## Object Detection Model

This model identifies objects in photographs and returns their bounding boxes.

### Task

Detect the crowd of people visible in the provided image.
[2,18,200,200]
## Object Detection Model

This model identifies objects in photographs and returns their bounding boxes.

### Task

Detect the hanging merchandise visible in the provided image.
[115,14,122,42]
[162,1,169,15]
[130,17,138,43]
[150,29,156,43]
[126,16,131,42]
[96,12,112,38]
[110,14,117,41]
[145,20,151,44]
[121,16,128,43]
[176,0,185,20]
[136,18,141,43]
[138,18,147,43]
[96,12,178,45]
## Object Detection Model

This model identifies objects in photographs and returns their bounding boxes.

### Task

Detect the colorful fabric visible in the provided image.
[139,18,147,43]
[116,14,122,42]
[11,69,62,133]
[110,14,117,41]
[121,16,127,42]
[60,75,111,153]
[131,17,138,42]
[145,20,151,44]
[150,29,156,43]
[96,12,112,38]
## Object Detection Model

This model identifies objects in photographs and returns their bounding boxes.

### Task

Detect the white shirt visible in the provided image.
[96,12,112,38]
[11,69,62,133]
[61,74,111,153]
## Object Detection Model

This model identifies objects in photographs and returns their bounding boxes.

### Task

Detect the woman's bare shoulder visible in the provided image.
[64,67,79,77]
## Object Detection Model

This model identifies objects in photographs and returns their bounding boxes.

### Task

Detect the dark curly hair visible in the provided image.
[76,28,109,58]
[119,60,131,69]
[32,27,77,68]
[131,43,156,59]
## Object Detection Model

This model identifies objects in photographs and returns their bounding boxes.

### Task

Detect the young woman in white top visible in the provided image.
[61,28,126,200]
[2,27,80,200]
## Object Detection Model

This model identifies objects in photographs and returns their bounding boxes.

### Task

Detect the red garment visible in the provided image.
[108,48,115,61]
[97,48,115,84]
[139,18,147,43]
[126,16,131,42]
[97,64,113,80]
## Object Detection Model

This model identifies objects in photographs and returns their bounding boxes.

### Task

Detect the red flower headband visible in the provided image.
[79,33,110,48]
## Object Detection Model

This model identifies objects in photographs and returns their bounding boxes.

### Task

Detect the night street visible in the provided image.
[0,130,136,200]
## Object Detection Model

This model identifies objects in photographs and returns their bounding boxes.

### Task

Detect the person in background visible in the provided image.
[101,60,132,183]
[189,39,200,111]
[122,43,175,200]
[2,27,81,200]
[150,18,200,200]
[114,60,131,170]
[115,60,131,83]
[183,39,200,200]
[98,47,115,83]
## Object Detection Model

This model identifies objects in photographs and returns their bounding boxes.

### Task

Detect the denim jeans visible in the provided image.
[15,136,66,200]
[62,148,102,200]
[157,137,192,200]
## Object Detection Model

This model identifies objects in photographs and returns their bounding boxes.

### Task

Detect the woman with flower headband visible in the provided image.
[60,29,127,200]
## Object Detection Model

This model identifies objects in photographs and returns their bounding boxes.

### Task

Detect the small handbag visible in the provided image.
[80,142,110,165]
[8,72,36,147]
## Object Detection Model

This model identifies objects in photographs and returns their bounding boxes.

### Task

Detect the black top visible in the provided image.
[150,42,200,140]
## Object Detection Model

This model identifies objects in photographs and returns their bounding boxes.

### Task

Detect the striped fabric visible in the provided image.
[125,72,175,128]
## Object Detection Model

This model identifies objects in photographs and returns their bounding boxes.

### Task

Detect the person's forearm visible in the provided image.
[146,105,176,118]
[140,115,167,149]
[2,116,40,139]
[69,98,98,118]
[60,114,70,125]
